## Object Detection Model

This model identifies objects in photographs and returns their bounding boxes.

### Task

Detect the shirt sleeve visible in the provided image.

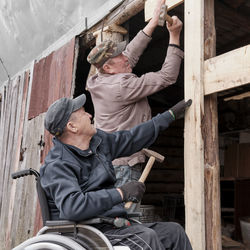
[122,30,152,68]
[119,46,184,104]
[41,161,122,221]
[101,110,175,160]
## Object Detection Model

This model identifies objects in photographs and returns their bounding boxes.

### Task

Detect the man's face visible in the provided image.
[70,107,96,136]
[104,54,132,74]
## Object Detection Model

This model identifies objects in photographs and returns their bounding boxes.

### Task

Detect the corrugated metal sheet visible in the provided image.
[28,37,75,119]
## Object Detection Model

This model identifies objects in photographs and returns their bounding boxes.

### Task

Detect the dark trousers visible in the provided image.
[96,221,193,250]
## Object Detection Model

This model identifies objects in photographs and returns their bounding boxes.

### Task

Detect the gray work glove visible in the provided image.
[169,99,192,120]
[119,181,146,203]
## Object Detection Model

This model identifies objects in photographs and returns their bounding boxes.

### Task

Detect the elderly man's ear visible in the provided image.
[102,63,111,73]
[66,122,78,133]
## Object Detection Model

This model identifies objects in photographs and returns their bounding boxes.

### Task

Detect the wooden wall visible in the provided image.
[142,117,185,224]
[0,38,76,249]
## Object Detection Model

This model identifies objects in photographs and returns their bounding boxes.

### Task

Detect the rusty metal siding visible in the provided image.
[28,37,75,120]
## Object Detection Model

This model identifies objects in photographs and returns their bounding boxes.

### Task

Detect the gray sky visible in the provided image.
[0,0,122,85]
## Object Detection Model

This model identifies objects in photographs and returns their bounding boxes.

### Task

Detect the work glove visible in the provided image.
[169,99,192,120]
[119,181,146,203]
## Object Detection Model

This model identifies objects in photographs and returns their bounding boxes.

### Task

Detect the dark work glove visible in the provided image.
[169,99,192,120]
[119,181,146,203]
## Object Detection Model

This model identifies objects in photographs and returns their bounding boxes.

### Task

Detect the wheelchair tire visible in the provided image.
[12,234,86,250]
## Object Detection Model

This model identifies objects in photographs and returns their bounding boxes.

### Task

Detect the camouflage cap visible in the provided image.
[87,40,127,68]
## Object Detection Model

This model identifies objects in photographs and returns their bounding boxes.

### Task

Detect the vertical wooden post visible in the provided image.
[204,0,222,249]
[184,0,206,249]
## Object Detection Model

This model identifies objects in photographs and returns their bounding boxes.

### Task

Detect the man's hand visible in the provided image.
[118,181,145,203]
[169,99,192,120]
[143,0,165,36]
[167,16,183,46]
[150,0,166,27]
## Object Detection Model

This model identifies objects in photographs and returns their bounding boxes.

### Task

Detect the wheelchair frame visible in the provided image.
[11,168,132,250]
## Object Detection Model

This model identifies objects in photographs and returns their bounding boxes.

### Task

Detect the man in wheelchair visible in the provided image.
[40,93,193,249]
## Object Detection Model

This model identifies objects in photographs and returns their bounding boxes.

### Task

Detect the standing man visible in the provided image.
[40,93,192,249]
[86,0,184,187]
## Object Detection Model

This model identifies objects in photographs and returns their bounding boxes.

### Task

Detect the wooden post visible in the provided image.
[184,0,206,249]
[204,0,222,249]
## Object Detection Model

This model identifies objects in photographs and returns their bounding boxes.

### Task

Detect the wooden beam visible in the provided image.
[224,91,250,101]
[144,0,184,22]
[84,0,185,45]
[204,1,222,249]
[184,0,205,249]
[204,45,250,95]
[84,0,145,45]
[93,24,128,37]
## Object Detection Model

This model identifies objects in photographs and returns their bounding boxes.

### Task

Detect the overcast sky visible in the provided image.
[0,0,122,85]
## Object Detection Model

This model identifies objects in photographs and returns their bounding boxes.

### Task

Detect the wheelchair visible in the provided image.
[11,168,141,250]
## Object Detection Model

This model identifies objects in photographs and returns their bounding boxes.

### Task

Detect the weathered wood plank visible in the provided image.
[12,114,46,249]
[142,192,183,205]
[204,45,250,95]
[147,169,184,182]
[5,73,25,248]
[204,0,222,249]
[0,76,22,249]
[184,0,205,249]
[5,72,31,249]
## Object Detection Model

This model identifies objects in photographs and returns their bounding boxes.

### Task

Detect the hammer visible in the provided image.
[158,4,173,26]
[124,148,165,210]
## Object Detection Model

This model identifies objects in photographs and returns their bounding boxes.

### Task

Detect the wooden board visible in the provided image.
[224,143,250,178]
[222,235,245,249]
[204,0,222,249]
[184,0,206,249]
[145,0,184,22]
[204,45,250,95]
[13,114,46,248]
[0,73,31,249]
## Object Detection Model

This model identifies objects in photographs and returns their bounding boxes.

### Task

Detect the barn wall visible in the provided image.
[0,38,77,249]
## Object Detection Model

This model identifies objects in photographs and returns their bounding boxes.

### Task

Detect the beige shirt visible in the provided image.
[87,30,184,166]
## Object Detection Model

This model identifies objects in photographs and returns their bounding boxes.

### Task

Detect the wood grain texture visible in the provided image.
[184,0,206,248]
[204,0,222,249]
[204,45,250,95]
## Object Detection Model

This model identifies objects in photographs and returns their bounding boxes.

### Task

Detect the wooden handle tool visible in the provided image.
[125,149,165,210]
[158,4,173,26]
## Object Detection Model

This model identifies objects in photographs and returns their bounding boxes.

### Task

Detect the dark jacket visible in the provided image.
[40,111,174,221]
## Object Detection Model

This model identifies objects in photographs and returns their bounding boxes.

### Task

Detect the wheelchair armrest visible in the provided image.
[45,220,76,227]
[78,218,104,225]
[127,211,142,217]
[45,218,105,227]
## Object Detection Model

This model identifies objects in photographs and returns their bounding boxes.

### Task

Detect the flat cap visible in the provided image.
[44,94,86,136]
[87,40,126,68]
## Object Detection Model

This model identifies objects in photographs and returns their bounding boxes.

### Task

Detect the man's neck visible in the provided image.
[60,135,91,151]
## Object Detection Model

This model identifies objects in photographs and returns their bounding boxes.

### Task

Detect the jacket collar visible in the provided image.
[53,134,102,157]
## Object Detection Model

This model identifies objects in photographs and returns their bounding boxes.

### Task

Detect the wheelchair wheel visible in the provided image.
[12,234,86,250]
